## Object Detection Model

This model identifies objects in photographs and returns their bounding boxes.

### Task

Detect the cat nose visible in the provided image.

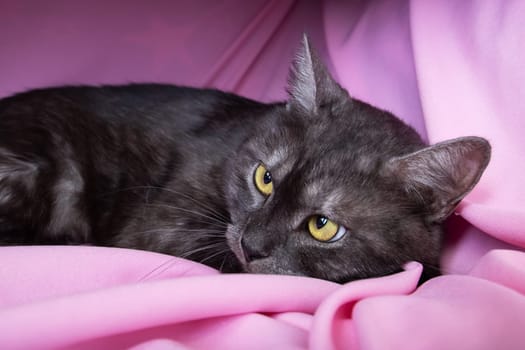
[241,237,270,262]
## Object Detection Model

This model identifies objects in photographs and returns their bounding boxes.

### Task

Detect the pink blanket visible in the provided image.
[1,1,524,349]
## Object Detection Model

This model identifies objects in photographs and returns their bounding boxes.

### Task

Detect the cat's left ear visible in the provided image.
[287,34,348,114]
[384,137,491,223]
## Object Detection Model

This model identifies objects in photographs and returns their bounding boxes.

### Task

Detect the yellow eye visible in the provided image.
[254,164,273,196]
[307,215,346,242]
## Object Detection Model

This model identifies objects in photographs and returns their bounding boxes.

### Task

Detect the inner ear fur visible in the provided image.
[286,34,348,114]
[384,136,491,222]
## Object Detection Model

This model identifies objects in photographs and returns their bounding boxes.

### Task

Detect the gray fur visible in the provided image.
[0,38,491,283]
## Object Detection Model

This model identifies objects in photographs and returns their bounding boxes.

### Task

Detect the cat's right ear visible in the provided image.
[286,34,348,114]
[384,136,491,223]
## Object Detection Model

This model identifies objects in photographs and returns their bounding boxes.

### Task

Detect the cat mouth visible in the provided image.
[224,225,302,276]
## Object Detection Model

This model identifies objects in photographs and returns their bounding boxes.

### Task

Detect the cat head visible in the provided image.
[225,36,491,283]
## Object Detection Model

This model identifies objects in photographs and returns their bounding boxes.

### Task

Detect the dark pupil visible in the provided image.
[263,171,272,184]
[316,216,328,229]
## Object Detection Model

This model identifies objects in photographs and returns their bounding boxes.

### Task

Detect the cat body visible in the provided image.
[0,84,266,272]
[0,38,490,282]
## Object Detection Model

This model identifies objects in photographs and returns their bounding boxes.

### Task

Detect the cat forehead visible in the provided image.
[304,181,346,209]
[256,132,382,182]
[265,146,290,168]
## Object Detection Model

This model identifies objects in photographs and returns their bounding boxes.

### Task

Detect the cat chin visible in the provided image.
[245,259,304,277]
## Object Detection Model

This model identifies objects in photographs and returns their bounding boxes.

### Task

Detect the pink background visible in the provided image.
[1,1,524,349]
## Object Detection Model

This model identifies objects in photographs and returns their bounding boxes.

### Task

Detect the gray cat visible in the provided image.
[0,37,490,283]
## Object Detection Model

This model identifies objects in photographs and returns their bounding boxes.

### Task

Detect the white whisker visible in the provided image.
[199,248,231,265]
[179,242,226,259]
[131,227,226,239]
[144,203,228,228]
[98,185,229,223]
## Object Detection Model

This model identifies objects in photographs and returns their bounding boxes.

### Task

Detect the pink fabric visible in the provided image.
[1,1,524,349]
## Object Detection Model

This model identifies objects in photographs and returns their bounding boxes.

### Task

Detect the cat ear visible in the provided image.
[287,34,348,114]
[385,137,491,222]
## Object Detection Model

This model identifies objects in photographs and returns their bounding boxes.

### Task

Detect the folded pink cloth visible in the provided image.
[1,247,524,349]
[1,1,524,349]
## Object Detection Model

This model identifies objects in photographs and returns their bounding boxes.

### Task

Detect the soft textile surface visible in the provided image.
[1,1,524,349]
